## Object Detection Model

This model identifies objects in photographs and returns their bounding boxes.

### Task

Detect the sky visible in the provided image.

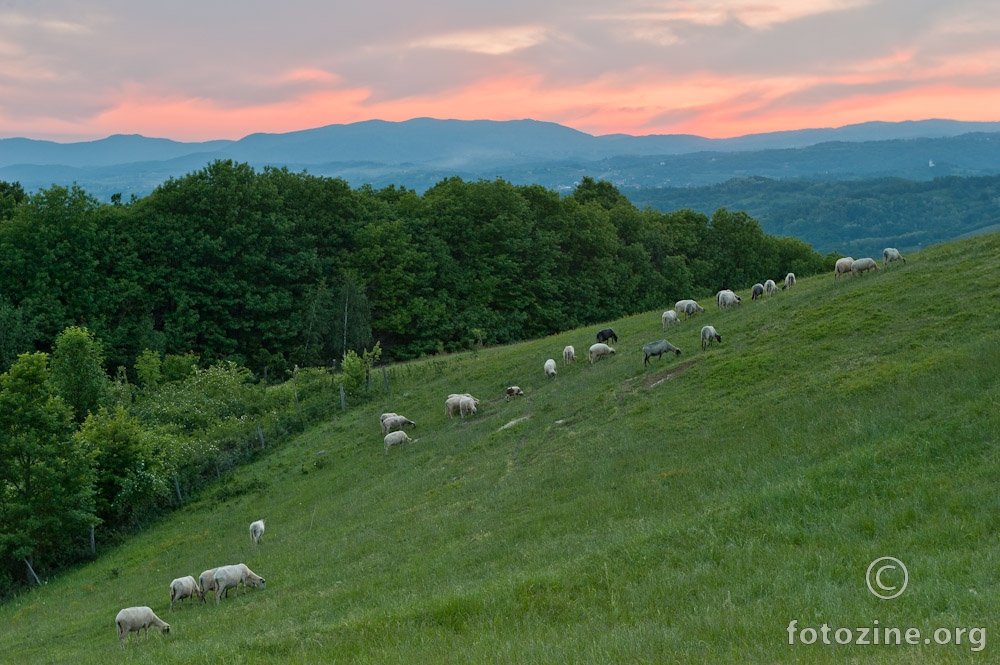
[1,0,999,143]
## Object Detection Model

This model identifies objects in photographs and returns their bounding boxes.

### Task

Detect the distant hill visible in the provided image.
[3,118,1000,200]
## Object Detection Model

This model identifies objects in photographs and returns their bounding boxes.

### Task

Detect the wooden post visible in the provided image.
[173,473,182,503]
[24,557,41,587]
[339,383,346,410]
[90,525,96,555]
[257,422,266,449]
[382,365,389,394]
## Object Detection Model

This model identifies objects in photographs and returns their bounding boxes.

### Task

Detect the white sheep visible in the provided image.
[445,393,476,418]
[384,429,414,453]
[701,325,722,350]
[764,279,778,296]
[115,606,170,647]
[379,412,398,426]
[250,519,265,547]
[589,342,616,363]
[674,299,705,319]
[662,310,680,330]
[459,395,478,418]
[381,415,416,435]
[504,386,524,400]
[851,257,879,276]
[169,575,204,612]
[563,345,575,364]
[544,358,557,377]
[834,257,855,279]
[199,567,219,597]
[883,247,906,267]
[716,290,740,311]
[783,272,796,290]
[213,563,265,602]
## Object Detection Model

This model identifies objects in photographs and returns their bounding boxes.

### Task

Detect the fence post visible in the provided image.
[173,473,183,503]
[339,383,346,410]
[382,366,389,394]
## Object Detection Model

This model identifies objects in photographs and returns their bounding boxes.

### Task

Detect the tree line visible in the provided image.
[0,161,829,377]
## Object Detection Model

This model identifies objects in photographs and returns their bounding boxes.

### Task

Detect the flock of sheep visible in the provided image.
[114,520,268,648]
[835,247,906,279]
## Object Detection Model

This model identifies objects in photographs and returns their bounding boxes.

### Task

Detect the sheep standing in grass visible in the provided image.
[445,394,477,418]
[783,273,796,290]
[596,328,618,344]
[381,415,416,435]
[751,283,765,300]
[674,300,705,319]
[116,606,170,647]
[589,343,616,363]
[250,519,265,547]
[459,395,478,418]
[764,279,778,296]
[642,340,681,366]
[851,257,879,276]
[662,310,680,330]
[701,325,722,350]
[544,358,557,377]
[563,345,575,364]
[883,247,906,268]
[716,290,740,311]
[213,563,265,602]
[504,386,524,400]
[199,567,219,597]
[169,575,204,611]
[379,413,398,427]
[384,430,414,453]
[834,257,855,279]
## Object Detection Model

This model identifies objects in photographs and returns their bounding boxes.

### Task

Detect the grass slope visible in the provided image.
[2,236,999,664]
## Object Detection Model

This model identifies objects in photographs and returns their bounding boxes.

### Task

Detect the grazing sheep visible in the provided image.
[883,247,906,267]
[213,563,265,602]
[642,339,681,366]
[459,395,478,418]
[169,575,204,612]
[250,519,265,547]
[563,345,576,364]
[381,415,416,435]
[851,257,879,276]
[674,299,705,319]
[504,386,524,400]
[544,358,557,377]
[596,328,618,344]
[589,343,616,363]
[764,279,778,296]
[116,606,170,648]
[701,325,722,350]
[716,290,741,311]
[445,394,477,418]
[834,257,855,279]
[379,412,398,427]
[199,568,219,597]
[662,310,680,330]
[783,272,796,290]
[751,283,765,300]
[384,430,414,453]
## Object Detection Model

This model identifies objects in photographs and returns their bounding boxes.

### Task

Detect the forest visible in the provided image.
[0,160,830,595]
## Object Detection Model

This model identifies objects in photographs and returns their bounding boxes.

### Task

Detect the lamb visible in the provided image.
[115,606,170,647]
[851,257,879,276]
[169,575,204,611]
[563,345,576,364]
[381,415,416,435]
[384,429,414,453]
[504,386,524,400]
[751,283,765,300]
[445,393,478,418]
[642,339,681,366]
[596,328,618,344]
[716,290,740,311]
[701,325,722,350]
[213,563,265,602]
[199,567,219,597]
[883,247,906,267]
[661,310,680,330]
[250,519,265,547]
[589,342,616,363]
[459,395,478,418]
[544,358,557,377]
[674,299,705,319]
[783,272,796,290]
[764,279,778,296]
[834,257,855,279]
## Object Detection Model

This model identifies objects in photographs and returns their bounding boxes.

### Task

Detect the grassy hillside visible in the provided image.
[2,235,999,664]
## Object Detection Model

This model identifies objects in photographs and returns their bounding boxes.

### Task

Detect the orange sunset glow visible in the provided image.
[1,1,998,142]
